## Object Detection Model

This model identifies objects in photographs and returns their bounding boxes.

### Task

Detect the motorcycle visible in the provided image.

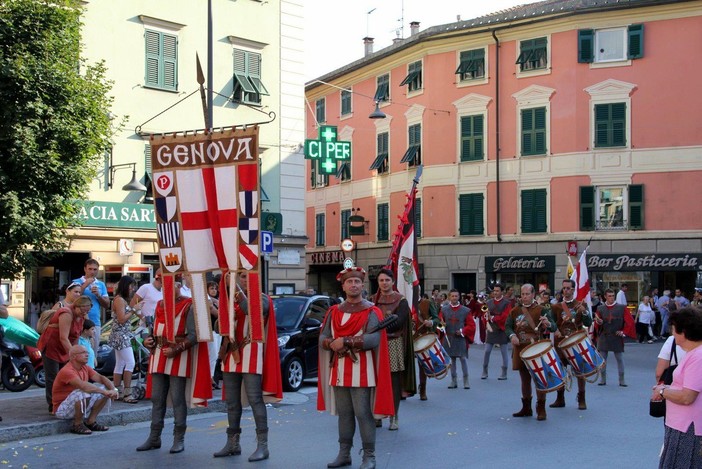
[0,326,36,392]
[25,345,44,388]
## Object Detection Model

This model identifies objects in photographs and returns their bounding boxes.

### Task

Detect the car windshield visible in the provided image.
[273,297,306,330]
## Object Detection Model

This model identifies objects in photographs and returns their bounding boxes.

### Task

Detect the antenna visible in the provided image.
[366,8,376,38]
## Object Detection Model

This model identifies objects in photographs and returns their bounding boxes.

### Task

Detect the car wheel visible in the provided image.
[283,357,304,392]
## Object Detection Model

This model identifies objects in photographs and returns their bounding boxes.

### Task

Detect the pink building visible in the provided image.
[305,0,702,302]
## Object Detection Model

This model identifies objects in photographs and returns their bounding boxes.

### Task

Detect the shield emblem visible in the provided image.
[155,196,177,222]
[153,171,174,197]
[160,247,183,273]
[239,190,258,218]
[157,221,180,248]
[238,217,259,244]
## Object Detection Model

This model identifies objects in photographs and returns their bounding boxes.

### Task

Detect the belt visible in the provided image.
[154,335,187,348]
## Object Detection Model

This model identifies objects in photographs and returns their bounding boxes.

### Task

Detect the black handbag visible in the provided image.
[650,339,678,418]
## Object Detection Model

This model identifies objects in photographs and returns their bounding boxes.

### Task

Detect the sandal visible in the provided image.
[84,421,109,432]
[70,423,92,435]
[122,395,139,404]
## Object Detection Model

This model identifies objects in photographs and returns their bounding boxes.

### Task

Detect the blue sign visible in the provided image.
[261,230,274,254]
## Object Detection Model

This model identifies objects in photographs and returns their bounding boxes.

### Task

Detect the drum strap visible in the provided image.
[521,306,538,332]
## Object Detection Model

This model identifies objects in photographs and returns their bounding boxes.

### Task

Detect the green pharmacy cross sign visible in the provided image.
[304,125,352,174]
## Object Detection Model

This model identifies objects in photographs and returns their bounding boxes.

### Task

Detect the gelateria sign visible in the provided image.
[587,254,702,271]
[486,256,555,273]
[76,201,156,230]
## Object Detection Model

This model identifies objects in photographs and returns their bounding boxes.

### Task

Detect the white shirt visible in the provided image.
[180,284,192,298]
[636,303,655,324]
[616,290,628,306]
[135,283,163,318]
[658,336,686,365]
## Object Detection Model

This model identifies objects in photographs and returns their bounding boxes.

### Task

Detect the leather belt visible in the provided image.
[154,335,187,348]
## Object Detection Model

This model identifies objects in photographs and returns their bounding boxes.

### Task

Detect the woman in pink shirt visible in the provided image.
[652,307,702,468]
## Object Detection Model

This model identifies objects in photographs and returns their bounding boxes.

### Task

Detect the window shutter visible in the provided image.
[578,29,594,63]
[144,144,152,178]
[522,189,547,233]
[310,160,316,188]
[521,190,533,233]
[145,30,160,87]
[628,24,644,59]
[534,189,547,232]
[459,194,484,235]
[628,184,644,229]
[415,198,422,238]
[162,34,178,90]
[579,186,595,231]
[611,103,626,146]
[473,194,484,235]
[534,108,546,154]
[378,203,389,241]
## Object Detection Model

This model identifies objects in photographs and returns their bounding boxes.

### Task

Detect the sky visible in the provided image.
[304,0,543,81]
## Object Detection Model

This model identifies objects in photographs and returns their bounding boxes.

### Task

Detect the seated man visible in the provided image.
[52,344,119,434]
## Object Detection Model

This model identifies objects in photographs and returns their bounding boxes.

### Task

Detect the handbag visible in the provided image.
[650,339,678,418]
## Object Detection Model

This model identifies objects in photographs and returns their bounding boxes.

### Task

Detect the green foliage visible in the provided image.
[0,0,114,279]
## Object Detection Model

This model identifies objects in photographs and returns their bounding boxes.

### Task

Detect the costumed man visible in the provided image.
[439,289,476,390]
[137,278,211,453]
[595,288,630,387]
[213,271,282,461]
[318,267,393,469]
[549,279,593,410]
[481,283,511,380]
[506,283,556,421]
[415,292,440,400]
[372,268,415,431]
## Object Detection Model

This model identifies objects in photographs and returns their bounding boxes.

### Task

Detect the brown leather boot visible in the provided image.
[577,391,587,410]
[536,399,547,421]
[549,388,565,408]
[512,398,532,417]
[419,384,427,401]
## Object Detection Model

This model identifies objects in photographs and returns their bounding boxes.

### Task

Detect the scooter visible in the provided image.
[0,326,36,392]
[25,345,44,388]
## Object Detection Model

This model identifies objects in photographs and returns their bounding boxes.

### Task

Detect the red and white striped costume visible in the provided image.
[222,302,264,375]
[329,311,376,387]
[150,298,193,377]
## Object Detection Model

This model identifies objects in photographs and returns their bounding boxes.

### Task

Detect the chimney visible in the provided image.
[410,21,420,36]
[363,37,374,57]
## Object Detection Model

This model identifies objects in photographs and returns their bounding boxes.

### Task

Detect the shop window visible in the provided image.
[580,185,644,231]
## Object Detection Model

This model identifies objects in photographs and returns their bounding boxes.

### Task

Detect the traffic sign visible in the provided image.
[341,238,355,252]
[261,230,274,254]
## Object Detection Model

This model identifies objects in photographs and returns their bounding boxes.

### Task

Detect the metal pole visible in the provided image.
[207,0,213,131]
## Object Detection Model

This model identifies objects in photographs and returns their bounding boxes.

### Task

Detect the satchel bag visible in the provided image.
[36,309,58,334]
[650,339,678,418]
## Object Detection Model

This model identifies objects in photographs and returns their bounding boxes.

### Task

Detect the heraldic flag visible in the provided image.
[150,127,264,347]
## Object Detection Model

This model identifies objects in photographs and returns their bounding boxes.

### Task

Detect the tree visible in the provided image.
[0,0,114,279]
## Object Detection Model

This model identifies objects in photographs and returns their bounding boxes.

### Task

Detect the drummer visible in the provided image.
[548,279,593,410]
[505,284,556,421]
[414,293,440,401]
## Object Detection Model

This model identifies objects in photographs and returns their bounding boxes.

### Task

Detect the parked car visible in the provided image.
[273,294,332,392]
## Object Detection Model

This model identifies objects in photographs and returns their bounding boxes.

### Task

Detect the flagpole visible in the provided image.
[385,165,423,267]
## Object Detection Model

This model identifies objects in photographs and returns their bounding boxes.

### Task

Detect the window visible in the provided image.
[460,115,484,161]
[580,185,643,231]
[459,194,484,235]
[456,49,485,81]
[516,37,547,71]
[316,98,325,124]
[233,49,268,105]
[341,89,352,116]
[310,160,328,188]
[578,25,644,63]
[521,107,547,156]
[414,198,422,238]
[400,60,422,92]
[144,143,152,179]
[315,213,325,246]
[521,189,547,233]
[374,74,390,103]
[595,103,626,147]
[400,124,421,166]
[377,203,389,241]
[336,161,351,182]
[145,30,178,91]
[369,132,389,173]
[341,209,351,240]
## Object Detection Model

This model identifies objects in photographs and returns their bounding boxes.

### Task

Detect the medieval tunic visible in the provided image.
[596,303,627,353]
[440,303,475,358]
[150,298,195,377]
[551,299,593,362]
[221,295,271,375]
[485,297,511,345]
[373,292,411,372]
[505,302,556,371]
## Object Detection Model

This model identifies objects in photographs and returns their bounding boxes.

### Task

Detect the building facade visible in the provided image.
[6,0,307,321]
[304,0,702,303]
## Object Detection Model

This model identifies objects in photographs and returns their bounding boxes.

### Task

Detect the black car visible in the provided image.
[273,294,332,392]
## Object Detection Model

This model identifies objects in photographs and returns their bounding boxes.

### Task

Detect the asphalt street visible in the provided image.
[0,341,665,468]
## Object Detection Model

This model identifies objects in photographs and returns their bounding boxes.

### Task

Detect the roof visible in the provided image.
[307,0,694,89]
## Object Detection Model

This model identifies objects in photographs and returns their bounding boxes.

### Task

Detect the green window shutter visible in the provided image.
[316,213,325,246]
[534,108,546,154]
[374,74,389,102]
[341,90,352,115]
[595,103,626,147]
[145,30,161,87]
[611,103,626,146]
[579,186,595,231]
[144,144,152,178]
[628,24,644,59]
[461,115,484,161]
[522,189,547,233]
[377,203,389,241]
[341,209,351,240]
[316,99,325,123]
[415,198,422,238]
[162,33,178,90]
[459,194,484,236]
[578,29,594,63]
[521,108,546,156]
[628,184,644,229]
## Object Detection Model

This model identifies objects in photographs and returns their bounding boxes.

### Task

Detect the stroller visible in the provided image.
[128,324,152,400]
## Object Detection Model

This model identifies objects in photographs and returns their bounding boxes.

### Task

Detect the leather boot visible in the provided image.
[536,398,547,421]
[512,398,532,417]
[169,425,186,453]
[463,375,470,389]
[498,366,508,380]
[327,441,352,468]
[481,366,488,379]
[213,428,241,457]
[598,368,606,386]
[375,419,382,428]
[577,391,587,410]
[248,428,269,462]
[419,384,427,401]
[619,373,627,387]
[360,445,376,469]
[136,424,162,451]
[549,388,565,408]
[448,376,457,389]
[388,415,398,431]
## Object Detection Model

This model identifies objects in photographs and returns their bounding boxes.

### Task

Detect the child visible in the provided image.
[79,319,98,369]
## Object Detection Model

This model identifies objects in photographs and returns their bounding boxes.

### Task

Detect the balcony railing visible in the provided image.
[596,219,628,231]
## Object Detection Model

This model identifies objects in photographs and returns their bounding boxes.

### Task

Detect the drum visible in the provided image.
[413,333,451,379]
[519,340,565,393]
[558,330,605,378]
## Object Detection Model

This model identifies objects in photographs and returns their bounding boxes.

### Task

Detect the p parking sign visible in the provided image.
[261,230,274,254]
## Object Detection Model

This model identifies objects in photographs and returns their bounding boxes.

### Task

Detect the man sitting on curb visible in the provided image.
[52,344,119,434]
